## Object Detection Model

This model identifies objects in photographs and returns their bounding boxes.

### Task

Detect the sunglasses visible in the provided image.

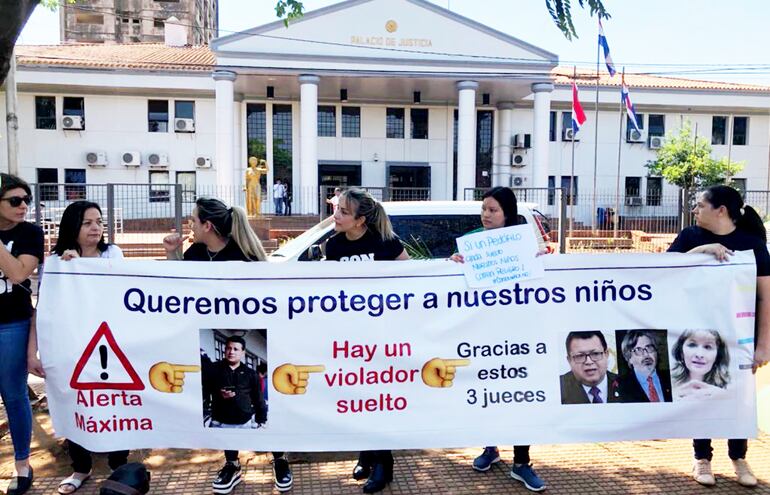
[1,195,32,207]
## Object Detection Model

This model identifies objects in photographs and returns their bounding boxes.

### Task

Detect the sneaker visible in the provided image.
[273,457,293,492]
[472,447,501,472]
[510,464,546,492]
[692,459,716,486]
[732,458,757,487]
[212,462,241,494]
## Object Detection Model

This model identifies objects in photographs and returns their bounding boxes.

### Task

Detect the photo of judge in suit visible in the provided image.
[560,331,621,404]
[616,330,673,403]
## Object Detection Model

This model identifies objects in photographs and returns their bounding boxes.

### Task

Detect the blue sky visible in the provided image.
[18,0,770,84]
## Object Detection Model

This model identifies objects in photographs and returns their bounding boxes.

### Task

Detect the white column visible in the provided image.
[299,74,320,214]
[456,80,478,200]
[531,82,553,189]
[213,70,237,189]
[495,102,514,187]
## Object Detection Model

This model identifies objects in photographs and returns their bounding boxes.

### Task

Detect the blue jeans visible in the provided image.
[274,198,284,215]
[0,319,32,461]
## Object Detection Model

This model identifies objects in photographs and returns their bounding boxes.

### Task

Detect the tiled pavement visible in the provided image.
[4,436,770,494]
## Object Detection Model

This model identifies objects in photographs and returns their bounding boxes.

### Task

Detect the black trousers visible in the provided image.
[484,445,530,464]
[68,440,128,474]
[693,439,748,461]
[357,450,394,467]
[225,450,284,462]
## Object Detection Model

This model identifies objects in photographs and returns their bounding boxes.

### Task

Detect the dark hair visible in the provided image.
[195,197,266,261]
[52,201,108,256]
[565,331,608,355]
[225,335,246,350]
[620,330,657,362]
[482,187,519,227]
[671,329,730,388]
[0,173,31,198]
[703,185,766,242]
[340,188,395,241]
[257,362,267,374]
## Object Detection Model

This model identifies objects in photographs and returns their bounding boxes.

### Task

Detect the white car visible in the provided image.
[267,201,552,262]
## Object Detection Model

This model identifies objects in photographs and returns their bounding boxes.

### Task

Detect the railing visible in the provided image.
[318,186,431,219]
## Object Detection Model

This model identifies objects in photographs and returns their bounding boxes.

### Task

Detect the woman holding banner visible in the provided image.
[47,201,128,494]
[324,188,408,493]
[161,197,292,495]
[0,174,43,495]
[668,184,770,487]
[450,186,547,493]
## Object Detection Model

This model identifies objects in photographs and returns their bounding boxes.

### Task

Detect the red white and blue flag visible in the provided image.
[598,20,616,77]
[571,82,587,132]
[622,79,641,132]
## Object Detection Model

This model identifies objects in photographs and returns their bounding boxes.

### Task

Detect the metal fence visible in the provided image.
[319,186,431,218]
[465,187,687,254]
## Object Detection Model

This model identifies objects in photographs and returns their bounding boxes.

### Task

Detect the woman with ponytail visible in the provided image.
[324,188,408,493]
[163,197,266,262]
[668,184,769,487]
[162,198,292,494]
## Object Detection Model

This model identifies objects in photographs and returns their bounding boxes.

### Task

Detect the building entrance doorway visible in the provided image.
[387,164,431,201]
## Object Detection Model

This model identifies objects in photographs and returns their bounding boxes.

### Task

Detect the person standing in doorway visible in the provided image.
[273,179,284,216]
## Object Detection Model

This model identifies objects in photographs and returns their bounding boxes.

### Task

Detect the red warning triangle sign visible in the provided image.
[70,321,145,391]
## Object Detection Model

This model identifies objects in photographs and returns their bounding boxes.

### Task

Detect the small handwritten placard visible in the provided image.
[455,225,545,288]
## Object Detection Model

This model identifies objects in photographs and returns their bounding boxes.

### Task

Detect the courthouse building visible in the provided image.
[1,0,769,216]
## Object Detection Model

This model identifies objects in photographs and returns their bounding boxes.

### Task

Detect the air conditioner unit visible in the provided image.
[511,174,528,188]
[147,153,169,168]
[174,118,195,133]
[562,128,578,141]
[627,129,646,143]
[511,150,529,168]
[62,115,84,130]
[513,133,531,149]
[195,156,212,168]
[649,135,665,149]
[121,151,141,167]
[625,196,644,207]
[85,151,107,167]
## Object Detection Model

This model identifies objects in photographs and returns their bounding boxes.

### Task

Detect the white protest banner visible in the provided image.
[36,252,758,452]
[456,224,544,287]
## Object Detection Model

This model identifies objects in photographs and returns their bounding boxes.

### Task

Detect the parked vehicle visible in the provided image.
[267,201,552,262]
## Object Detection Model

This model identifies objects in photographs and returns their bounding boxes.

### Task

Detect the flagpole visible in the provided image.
[570,65,576,235]
[591,21,600,232]
[614,68,625,238]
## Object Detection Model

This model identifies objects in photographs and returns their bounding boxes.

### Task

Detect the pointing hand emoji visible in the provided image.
[272,364,325,395]
[149,362,200,393]
[421,358,470,388]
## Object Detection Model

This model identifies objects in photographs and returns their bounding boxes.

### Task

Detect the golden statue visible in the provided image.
[244,156,269,217]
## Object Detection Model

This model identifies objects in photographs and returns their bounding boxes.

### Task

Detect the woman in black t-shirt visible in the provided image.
[162,198,293,494]
[668,185,769,488]
[325,188,408,494]
[0,173,43,495]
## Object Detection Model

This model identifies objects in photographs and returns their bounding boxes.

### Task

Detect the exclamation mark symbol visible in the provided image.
[99,345,109,380]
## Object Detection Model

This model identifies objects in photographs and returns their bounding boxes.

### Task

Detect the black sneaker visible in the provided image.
[273,457,293,492]
[212,462,241,494]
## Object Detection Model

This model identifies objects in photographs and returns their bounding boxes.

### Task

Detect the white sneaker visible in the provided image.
[732,458,757,487]
[693,459,716,486]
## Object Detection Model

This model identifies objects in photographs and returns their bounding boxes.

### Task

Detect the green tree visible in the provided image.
[646,121,743,224]
[546,0,610,41]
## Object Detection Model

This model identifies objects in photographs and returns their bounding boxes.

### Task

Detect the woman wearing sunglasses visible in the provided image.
[0,173,44,495]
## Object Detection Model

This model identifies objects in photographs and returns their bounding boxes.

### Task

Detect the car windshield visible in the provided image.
[391,214,482,258]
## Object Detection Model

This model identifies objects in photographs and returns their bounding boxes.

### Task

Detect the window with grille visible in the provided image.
[386,108,404,139]
[317,105,336,137]
[341,107,360,138]
[35,96,56,130]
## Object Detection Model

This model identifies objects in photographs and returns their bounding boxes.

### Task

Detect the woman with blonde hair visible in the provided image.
[324,188,408,493]
[163,197,291,494]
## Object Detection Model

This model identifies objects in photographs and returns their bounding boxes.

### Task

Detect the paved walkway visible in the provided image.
[3,436,770,494]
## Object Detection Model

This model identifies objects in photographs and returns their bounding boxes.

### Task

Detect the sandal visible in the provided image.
[57,472,91,494]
